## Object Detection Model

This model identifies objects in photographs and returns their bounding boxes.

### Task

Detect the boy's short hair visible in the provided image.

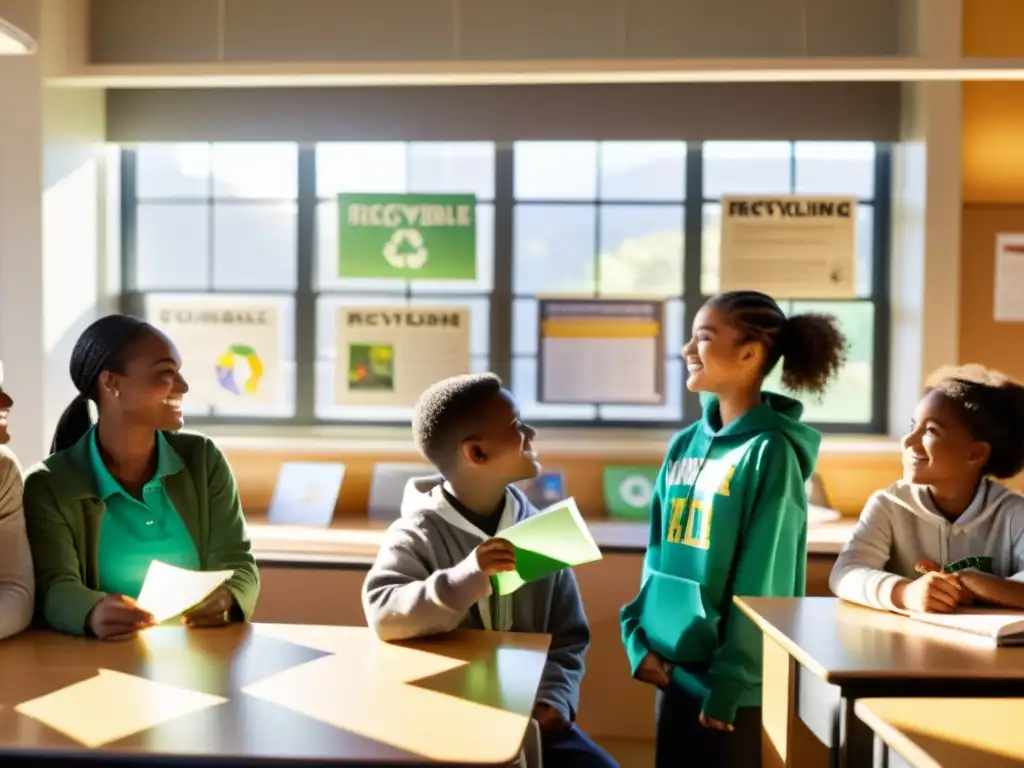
[413,373,503,470]
[925,364,1024,479]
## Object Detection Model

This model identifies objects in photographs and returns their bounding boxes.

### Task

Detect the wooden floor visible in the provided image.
[603,737,655,768]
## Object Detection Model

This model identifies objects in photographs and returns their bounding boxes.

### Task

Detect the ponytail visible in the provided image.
[49,314,152,456]
[707,290,849,397]
[50,394,94,455]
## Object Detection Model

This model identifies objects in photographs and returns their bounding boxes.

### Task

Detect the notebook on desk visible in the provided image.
[908,608,1024,646]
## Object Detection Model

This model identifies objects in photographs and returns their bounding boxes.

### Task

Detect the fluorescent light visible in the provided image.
[0,17,36,56]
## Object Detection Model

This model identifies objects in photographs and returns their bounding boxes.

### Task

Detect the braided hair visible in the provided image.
[707,290,848,395]
[50,314,154,454]
[925,365,1024,479]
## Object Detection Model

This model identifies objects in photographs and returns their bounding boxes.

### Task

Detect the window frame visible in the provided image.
[119,141,892,434]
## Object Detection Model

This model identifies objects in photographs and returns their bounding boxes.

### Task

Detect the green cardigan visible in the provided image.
[22,429,260,636]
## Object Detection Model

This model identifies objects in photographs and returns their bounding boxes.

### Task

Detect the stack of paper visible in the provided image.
[136,561,235,623]
[908,608,1024,646]
[491,497,603,596]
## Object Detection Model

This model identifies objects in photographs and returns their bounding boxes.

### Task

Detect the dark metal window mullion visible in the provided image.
[294,146,317,425]
[119,149,141,317]
[490,145,514,385]
[869,143,893,433]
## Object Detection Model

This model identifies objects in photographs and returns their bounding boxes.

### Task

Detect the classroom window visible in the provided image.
[121,139,890,433]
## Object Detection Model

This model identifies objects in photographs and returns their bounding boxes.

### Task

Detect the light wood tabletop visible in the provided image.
[735,596,1024,683]
[0,623,551,765]
[855,698,1024,768]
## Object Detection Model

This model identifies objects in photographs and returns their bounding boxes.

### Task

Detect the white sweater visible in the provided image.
[0,446,33,638]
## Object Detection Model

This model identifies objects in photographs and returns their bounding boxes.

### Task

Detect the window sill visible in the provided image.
[201,423,901,456]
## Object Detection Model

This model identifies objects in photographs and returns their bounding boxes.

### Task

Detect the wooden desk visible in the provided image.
[736,597,1024,768]
[856,698,1024,768]
[0,624,550,766]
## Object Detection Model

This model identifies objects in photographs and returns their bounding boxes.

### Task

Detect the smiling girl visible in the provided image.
[621,290,847,768]
[23,315,259,641]
[831,365,1024,615]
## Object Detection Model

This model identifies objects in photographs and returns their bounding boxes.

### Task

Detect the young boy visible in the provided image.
[362,373,618,768]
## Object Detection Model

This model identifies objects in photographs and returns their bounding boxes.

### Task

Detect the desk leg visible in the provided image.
[838,697,874,768]
[872,735,889,768]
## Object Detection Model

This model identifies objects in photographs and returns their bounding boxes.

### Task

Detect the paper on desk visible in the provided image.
[135,560,235,623]
[491,497,603,596]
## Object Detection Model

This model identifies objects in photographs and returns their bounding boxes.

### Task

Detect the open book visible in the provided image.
[908,608,1024,646]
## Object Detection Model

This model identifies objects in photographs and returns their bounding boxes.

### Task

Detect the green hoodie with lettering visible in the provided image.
[620,392,820,724]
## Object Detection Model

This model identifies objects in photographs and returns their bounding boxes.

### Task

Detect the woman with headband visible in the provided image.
[23,315,259,640]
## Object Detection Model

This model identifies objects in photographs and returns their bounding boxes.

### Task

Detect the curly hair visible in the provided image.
[707,291,849,395]
[412,373,503,470]
[925,364,1024,479]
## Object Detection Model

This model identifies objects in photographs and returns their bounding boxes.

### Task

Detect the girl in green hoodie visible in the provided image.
[620,290,848,768]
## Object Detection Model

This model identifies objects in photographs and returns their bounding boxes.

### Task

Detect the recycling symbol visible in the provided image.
[619,475,653,509]
[383,228,428,270]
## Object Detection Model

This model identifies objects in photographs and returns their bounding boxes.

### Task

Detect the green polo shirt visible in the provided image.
[89,428,200,600]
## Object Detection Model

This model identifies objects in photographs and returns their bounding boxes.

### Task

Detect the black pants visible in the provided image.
[542,724,620,768]
[655,685,761,768]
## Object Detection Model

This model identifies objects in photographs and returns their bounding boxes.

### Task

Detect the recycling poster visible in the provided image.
[337,193,477,280]
[602,465,660,519]
[333,306,471,406]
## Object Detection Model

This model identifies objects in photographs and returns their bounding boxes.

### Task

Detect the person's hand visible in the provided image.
[87,594,155,641]
[474,537,516,576]
[699,712,735,732]
[635,651,672,688]
[894,572,963,613]
[532,703,570,734]
[182,586,235,628]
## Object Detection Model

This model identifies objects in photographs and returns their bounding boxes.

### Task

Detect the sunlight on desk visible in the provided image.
[14,669,227,748]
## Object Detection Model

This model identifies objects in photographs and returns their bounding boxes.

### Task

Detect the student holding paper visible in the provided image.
[0,368,36,640]
[620,291,847,768]
[23,315,259,641]
[362,373,617,768]
[831,365,1024,613]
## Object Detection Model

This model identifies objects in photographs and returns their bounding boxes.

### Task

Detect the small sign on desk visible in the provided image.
[268,462,346,528]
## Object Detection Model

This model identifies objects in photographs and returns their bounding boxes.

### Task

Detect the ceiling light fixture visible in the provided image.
[0,17,36,56]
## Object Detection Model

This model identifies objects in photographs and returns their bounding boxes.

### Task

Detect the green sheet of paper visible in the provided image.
[490,497,603,596]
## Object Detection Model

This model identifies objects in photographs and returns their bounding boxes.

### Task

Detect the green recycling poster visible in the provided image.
[603,465,660,519]
[338,193,477,280]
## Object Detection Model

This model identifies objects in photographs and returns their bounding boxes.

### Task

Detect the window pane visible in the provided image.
[856,204,874,298]
[598,359,683,421]
[408,142,496,200]
[512,357,598,421]
[599,142,686,201]
[513,204,596,295]
[136,204,210,291]
[763,300,874,424]
[212,203,298,290]
[794,142,875,198]
[515,297,683,358]
[136,143,210,199]
[700,202,721,296]
[315,296,490,420]
[514,142,598,200]
[315,201,494,294]
[702,202,874,299]
[598,205,684,296]
[146,293,296,419]
[411,203,495,294]
[317,142,407,196]
[315,295,490,360]
[703,141,792,198]
[211,143,298,199]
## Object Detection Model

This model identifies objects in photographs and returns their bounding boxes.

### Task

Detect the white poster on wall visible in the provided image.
[146,295,283,409]
[334,306,470,406]
[994,233,1024,322]
[719,195,857,298]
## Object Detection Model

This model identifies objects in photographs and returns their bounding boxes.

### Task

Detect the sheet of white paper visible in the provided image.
[135,560,235,623]
[994,234,1024,321]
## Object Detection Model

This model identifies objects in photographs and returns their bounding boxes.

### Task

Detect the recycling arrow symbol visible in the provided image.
[383,228,428,270]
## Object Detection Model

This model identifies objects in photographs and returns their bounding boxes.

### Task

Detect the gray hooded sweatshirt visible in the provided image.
[830,478,1024,611]
[361,475,591,721]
